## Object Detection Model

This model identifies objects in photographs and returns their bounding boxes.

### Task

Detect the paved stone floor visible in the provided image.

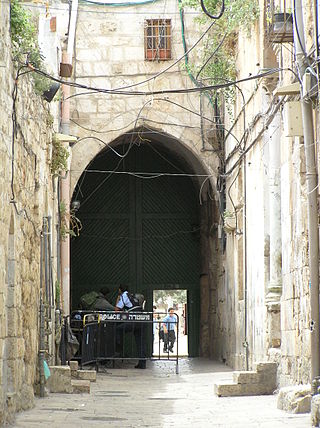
[12,359,311,428]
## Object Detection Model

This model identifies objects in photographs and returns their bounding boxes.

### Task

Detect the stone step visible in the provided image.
[233,371,260,384]
[72,369,97,382]
[47,366,73,393]
[214,361,277,397]
[215,381,275,397]
[71,379,91,394]
[214,382,241,397]
[254,362,277,374]
[69,361,79,372]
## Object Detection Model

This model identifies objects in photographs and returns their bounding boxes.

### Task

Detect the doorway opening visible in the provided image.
[153,289,188,356]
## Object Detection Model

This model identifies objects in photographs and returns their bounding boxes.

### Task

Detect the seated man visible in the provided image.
[162,308,177,353]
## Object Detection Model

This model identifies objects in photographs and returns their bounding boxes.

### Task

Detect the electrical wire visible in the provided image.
[222,96,285,177]
[106,18,217,92]
[28,63,283,96]
[200,0,225,20]
[195,31,228,80]
[80,169,213,178]
[81,0,162,6]
[70,94,241,149]
[293,0,310,61]
[76,136,130,157]
[3,0,200,15]
[78,226,201,242]
[75,99,152,207]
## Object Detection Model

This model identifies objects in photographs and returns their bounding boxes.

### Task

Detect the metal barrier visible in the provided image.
[70,310,180,374]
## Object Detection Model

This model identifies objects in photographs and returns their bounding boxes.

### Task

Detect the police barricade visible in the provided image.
[70,310,180,374]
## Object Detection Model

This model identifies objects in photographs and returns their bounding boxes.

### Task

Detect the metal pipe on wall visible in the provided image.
[43,217,49,305]
[59,0,78,316]
[59,52,71,316]
[293,0,320,380]
[48,216,54,307]
[39,225,45,398]
[243,153,249,371]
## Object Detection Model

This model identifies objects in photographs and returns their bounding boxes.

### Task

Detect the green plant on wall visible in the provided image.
[50,136,70,175]
[182,0,259,103]
[10,0,51,94]
[59,201,82,240]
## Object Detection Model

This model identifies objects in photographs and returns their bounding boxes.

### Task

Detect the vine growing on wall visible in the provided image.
[50,136,70,176]
[182,0,260,103]
[59,201,82,240]
[10,0,50,94]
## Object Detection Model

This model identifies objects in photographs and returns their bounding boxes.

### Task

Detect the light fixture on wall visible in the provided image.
[71,200,80,211]
[42,82,60,102]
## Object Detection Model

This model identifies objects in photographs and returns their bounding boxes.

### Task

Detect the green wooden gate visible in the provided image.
[71,142,200,356]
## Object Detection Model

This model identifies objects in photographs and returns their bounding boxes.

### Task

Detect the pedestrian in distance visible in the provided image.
[162,307,177,353]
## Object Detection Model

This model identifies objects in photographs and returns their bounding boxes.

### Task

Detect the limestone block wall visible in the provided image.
[279,135,310,386]
[217,5,270,369]
[220,0,313,386]
[0,4,58,424]
[66,1,220,191]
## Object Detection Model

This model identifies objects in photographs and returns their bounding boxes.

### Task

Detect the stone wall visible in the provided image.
[0,3,58,423]
[68,1,220,192]
[220,0,314,386]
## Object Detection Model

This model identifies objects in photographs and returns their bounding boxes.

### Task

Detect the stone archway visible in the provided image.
[70,128,221,357]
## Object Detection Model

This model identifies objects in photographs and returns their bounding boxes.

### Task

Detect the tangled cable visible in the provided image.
[200,0,225,20]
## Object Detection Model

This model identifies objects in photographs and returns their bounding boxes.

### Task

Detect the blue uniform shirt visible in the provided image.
[162,314,177,330]
[116,291,133,310]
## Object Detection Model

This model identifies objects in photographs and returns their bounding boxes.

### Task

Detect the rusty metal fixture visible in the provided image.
[59,62,73,78]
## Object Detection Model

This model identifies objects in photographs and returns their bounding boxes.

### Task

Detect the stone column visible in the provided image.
[60,51,71,316]
[199,198,210,357]
[266,111,282,349]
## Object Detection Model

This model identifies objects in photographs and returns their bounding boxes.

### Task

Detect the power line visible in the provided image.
[78,169,214,178]
[29,64,283,96]
[1,0,200,14]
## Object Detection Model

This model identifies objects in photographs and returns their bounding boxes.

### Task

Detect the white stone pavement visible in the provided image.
[12,359,311,428]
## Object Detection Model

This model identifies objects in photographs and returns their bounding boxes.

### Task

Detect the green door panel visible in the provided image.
[71,142,200,356]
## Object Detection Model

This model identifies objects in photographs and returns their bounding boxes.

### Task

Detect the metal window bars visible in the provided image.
[145,19,172,61]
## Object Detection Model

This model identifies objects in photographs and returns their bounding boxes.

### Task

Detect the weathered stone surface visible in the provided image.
[69,360,79,372]
[46,366,73,393]
[0,4,58,421]
[74,369,97,382]
[277,385,311,414]
[311,394,320,427]
[233,371,260,384]
[215,362,277,397]
[71,379,90,394]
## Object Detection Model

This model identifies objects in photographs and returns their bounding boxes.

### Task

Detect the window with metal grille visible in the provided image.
[145,19,171,61]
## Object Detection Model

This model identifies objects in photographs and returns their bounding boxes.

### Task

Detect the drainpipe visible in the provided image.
[60,50,71,316]
[265,110,282,350]
[293,0,320,380]
[39,226,45,398]
[243,153,249,371]
[59,0,78,316]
